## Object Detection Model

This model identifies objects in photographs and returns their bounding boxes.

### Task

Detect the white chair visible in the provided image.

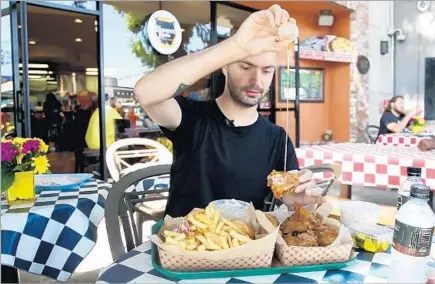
[105,138,172,182]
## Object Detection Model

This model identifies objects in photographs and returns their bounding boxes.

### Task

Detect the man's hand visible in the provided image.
[281,169,326,206]
[418,138,435,151]
[232,4,297,57]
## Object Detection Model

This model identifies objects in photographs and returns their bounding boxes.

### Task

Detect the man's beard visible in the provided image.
[227,75,265,108]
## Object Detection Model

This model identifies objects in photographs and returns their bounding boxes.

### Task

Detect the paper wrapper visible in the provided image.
[149,203,279,271]
[258,203,353,266]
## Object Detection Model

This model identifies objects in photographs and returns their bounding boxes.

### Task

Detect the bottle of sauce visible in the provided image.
[388,183,435,283]
[397,167,422,210]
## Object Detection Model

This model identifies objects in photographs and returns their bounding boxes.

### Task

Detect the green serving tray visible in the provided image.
[151,221,357,280]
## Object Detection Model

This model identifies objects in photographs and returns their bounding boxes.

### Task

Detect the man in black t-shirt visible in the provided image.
[134,5,323,217]
[378,96,420,136]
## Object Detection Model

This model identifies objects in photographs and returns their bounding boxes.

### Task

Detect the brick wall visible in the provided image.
[333,1,371,142]
[349,1,370,142]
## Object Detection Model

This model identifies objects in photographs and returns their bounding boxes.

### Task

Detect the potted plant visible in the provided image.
[1,137,50,205]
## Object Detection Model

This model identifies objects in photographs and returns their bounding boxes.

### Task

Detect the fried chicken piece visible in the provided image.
[279,205,316,235]
[265,214,279,227]
[284,230,318,247]
[267,170,299,198]
[314,226,339,247]
[280,217,311,235]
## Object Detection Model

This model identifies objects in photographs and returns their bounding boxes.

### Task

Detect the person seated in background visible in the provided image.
[418,137,435,151]
[378,95,420,136]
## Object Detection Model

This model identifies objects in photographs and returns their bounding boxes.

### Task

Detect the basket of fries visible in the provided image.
[259,203,353,266]
[149,202,279,271]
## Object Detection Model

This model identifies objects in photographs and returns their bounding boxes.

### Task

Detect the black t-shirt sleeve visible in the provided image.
[275,129,299,171]
[160,96,198,143]
[380,112,399,129]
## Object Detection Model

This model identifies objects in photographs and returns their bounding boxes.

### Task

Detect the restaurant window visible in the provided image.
[216,4,251,38]
[103,1,210,145]
[425,58,435,120]
[40,1,96,10]
[1,1,16,137]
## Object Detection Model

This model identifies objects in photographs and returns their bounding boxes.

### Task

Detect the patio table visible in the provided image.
[296,143,435,200]
[96,241,392,283]
[376,133,427,147]
[1,179,110,282]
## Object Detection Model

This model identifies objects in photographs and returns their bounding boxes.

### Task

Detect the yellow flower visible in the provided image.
[12,137,25,151]
[16,153,24,165]
[31,156,50,174]
[35,138,49,153]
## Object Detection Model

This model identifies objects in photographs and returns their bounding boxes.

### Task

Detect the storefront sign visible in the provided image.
[147,10,182,55]
[300,35,355,54]
[299,35,356,63]
[114,88,134,98]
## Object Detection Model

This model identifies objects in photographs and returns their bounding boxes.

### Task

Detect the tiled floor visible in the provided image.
[18,183,398,283]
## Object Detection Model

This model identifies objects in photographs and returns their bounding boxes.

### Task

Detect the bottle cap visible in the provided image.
[410,183,430,199]
[407,167,422,177]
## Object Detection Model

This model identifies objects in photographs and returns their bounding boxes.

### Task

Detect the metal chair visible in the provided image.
[365,125,380,144]
[105,164,171,261]
[105,137,172,182]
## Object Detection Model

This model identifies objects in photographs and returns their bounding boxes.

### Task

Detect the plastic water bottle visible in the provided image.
[397,167,422,210]
[388,184,435,283]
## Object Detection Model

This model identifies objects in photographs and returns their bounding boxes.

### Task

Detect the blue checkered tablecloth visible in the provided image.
[1,179,110,282]
[96,242,392,283]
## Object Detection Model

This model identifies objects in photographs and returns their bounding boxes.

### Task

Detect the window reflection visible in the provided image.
[1,1,16,136]
[42,1,96,10]
[103,1,211,136]
[216,4,251,38]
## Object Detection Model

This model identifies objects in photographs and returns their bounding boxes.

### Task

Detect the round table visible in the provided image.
[1,179,110,282]
[96,241,392,283]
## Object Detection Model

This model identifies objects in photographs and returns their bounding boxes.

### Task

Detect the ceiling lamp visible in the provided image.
[29,40,36,45]
[75,38,82,42]
[75,18,83,23]
[19,63,49,69]
[318,10,334,27]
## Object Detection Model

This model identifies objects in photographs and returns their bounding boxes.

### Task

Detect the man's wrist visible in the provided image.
[219,37,248,63]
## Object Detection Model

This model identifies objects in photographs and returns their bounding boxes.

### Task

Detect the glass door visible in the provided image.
[1,1,25,138]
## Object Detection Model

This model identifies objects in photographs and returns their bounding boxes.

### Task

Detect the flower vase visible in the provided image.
[412,125,423,135]
[6,171,35,205]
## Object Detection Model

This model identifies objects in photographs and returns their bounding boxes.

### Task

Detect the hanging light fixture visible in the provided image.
[318,10,334,27]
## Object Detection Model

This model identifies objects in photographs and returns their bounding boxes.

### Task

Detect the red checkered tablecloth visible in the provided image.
[296,143,435,190]
[376,134,424,147]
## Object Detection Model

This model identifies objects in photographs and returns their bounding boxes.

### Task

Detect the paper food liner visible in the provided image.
[149,203,279,271]
[258,203,353,266]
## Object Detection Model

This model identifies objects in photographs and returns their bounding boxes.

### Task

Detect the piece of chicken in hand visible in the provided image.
[267,170,300,199]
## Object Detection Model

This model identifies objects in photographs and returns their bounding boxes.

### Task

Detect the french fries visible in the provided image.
[162,203,254,251]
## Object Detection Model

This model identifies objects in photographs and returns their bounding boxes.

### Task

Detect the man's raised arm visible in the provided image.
[134,39,244,130]
[134,4,297,131]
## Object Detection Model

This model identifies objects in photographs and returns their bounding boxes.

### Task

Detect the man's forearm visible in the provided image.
[134,38,245,107]
[397,114,413,131]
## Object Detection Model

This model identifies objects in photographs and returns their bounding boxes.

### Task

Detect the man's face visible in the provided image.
[223,52,276,108]
[393,98,404,114]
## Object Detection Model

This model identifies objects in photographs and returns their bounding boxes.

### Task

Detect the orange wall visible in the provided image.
[235,1,352,143]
